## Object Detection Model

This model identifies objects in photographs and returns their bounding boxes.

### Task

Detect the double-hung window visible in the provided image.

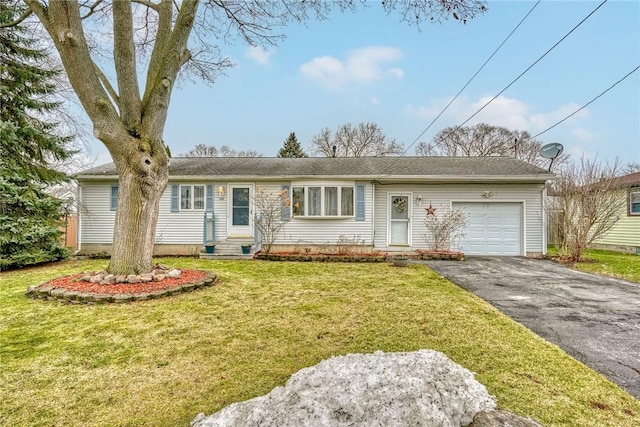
[630,190,640,216]
[291,185,354,217]
[180,185,205,210]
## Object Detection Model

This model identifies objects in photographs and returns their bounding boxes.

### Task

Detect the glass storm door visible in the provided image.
[228,185,253,237]
[389,194,411,246]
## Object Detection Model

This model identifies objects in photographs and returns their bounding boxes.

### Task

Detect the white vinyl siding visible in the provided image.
[80,182,212,245]
[373,183,545,255]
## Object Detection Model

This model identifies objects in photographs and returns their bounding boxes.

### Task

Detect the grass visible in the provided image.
[548,247,640,284]
[1,258,639,426]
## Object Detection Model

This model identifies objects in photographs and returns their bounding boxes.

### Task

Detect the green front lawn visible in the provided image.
[1,259,638,426]
[548,247,640,284]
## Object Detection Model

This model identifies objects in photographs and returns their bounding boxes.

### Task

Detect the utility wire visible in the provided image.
[372,0,541,179]
[447,64,640,165]
[375,0,609,179]
[402,0,542,153]
[528,65,639,140]
[449,0,608,132]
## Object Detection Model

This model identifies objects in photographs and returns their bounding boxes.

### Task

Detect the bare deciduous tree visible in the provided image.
[310,122,404,157]
[178,144,262,157]
[6,0,486,274]
[623,162,640,174]
[548,157,625,262]
[416,123,569,170]
[423,209,468,251]
[253,186,289,254]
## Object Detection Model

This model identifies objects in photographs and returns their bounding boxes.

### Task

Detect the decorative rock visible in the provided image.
[470,410,543,427]
[113,294,133,303]
[191,349,496,427]
[64,290,80,301]
[115,275,127,284]
[80,275,92,282]
[140,275,153,283]
[89,274,104,283]
[51,288,67,298]
[126,275,140,284]
[37,286,54,295]
[167,269,181,278]
[153,274,166,282]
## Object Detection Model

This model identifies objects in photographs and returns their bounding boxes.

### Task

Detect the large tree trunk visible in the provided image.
[109,140,169,275]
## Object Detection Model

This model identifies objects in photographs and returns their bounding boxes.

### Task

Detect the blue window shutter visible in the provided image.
[170,184,179,212]
[281,184,291,221]
[355,184,365,221]
[110,185,118,211]
[206,184,214,212]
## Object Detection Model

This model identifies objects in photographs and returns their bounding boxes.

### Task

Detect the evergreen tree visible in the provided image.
[0,4,73,270]
[277,132,307,158]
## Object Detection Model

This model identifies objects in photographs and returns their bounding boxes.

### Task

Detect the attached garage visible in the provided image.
[453,202,523,256]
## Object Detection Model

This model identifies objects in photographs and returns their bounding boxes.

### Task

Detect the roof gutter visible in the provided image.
[77,173,555,183]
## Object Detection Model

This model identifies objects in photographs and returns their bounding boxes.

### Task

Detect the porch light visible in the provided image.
[217,186,226,199]
[415,194,423,205]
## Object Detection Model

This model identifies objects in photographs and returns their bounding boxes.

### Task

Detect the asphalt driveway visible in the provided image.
[421,256,640,400]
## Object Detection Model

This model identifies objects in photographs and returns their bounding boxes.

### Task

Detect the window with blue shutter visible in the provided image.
[110,185,118,211]
[170,184,179,212]
[281,184,291,221]
[355,184,365,221]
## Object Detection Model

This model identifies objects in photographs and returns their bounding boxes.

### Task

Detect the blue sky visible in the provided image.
[87,1,640,167]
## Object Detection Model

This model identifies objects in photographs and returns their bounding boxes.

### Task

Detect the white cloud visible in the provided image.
[530,103,588,130]
[245,46,273,65]
[405,95,590,134]
[300,46,403,89]
[571,127,597,141]
[388,68,404,79]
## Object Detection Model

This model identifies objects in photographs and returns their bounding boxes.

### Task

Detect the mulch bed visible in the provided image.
[254,251,464,262]
[26,269,217,304]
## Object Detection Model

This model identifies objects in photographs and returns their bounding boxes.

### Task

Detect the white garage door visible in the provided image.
[453,202,522,256]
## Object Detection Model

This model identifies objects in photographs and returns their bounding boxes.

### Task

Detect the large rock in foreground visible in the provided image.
[192,349,496,427]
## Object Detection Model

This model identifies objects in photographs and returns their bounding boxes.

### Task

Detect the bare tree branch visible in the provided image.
[131,0,159,12]
[310,122,404,157]
[80,0,106,19]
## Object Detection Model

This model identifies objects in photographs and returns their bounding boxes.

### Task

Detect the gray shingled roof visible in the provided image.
[77,156,554,182]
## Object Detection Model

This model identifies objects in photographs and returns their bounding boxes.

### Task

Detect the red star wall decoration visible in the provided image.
[425,203,437,216]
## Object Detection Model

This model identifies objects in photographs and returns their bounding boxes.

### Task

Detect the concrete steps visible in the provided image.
[199,238,255,259]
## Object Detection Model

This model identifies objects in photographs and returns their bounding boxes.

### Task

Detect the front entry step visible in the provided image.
[199,238,255,259]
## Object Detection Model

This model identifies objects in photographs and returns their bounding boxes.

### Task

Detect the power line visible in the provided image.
[529,65,639,140]
[373,0,541,178]
[444,64,640,164]
[451,0,608,131]
[402,0,613,165]
[402,0,542,153]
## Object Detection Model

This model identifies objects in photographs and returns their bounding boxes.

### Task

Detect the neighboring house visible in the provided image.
[76,156,554,257]
[592,171,640,254]
[47,186,78,251]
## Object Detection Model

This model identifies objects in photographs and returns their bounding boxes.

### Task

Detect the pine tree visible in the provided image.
[0,4,74,270]
[277,132,307,158]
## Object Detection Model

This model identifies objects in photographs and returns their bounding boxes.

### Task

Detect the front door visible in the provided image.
[389,194,411,246]
[228,185,253,238]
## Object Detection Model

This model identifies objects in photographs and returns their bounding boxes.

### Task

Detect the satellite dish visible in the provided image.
[539,143,564,159]
[539,143,564,172]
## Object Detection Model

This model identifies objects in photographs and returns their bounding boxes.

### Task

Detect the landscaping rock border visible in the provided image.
[26,271,217,304]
